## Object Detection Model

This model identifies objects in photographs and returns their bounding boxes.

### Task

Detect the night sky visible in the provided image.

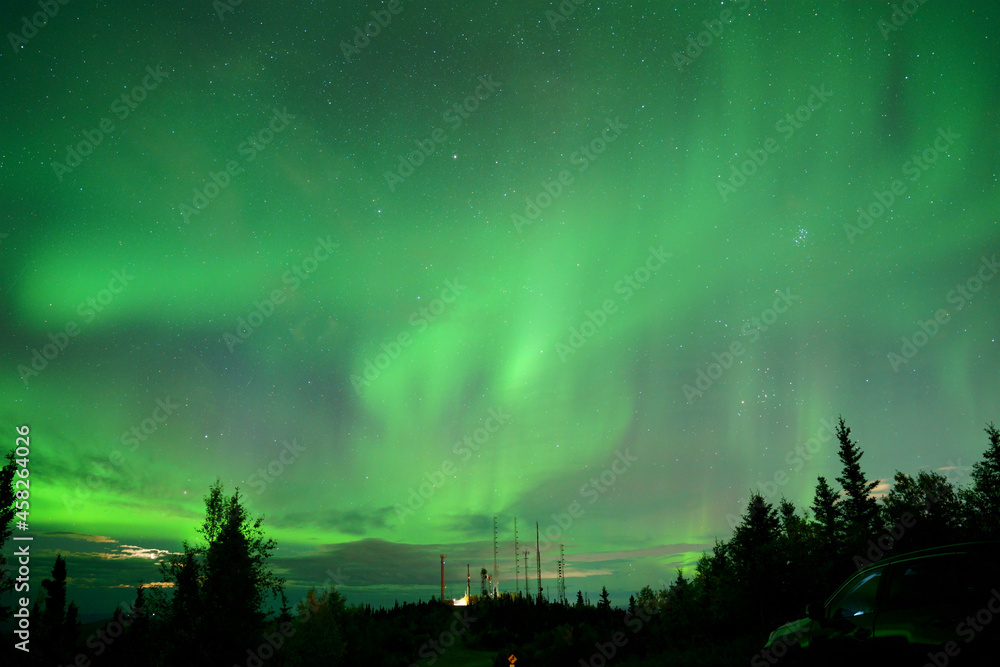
[1,0,999,615]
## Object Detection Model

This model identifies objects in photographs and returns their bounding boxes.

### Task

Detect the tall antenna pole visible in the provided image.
[557,548,562,603]
[493,515,499,597]
[513,517,519,596]
[440,554,446,602]
[558,544,567,604]
[466,563,471,599]
[535,522,542,600]
[523,549,530,600]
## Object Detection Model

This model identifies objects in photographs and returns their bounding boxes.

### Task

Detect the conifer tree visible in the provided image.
[0,452,15,623]
[160,479,284,666]
[728,493,783,631]
[834,417,881,548]
[811,476,841,549]
[34,555,79,664]
[963,422,1000,538]
[598,586,611,610]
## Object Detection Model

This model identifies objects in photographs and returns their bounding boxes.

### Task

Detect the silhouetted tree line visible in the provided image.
[596,418,1000,665]
[1,419,999,666]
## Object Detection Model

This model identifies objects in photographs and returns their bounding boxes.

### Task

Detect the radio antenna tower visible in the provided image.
[558,544,567,604]
[493,515,499,596]
[513,517,520,596]
[523,549,530,599]
[440,554,446,601]
[535,522,543,600]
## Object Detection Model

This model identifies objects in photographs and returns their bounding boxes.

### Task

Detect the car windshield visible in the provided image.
[828,569,882,618]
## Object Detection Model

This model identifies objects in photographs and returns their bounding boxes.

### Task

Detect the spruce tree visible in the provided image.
[117,584,152,666]
[811,476,841,548]
[39,555,68,639]
[728,492,782,632]
[160,542,203,665]
[598,586,611,610]
[35,555,78,665]
[63,601,80,659]
[0,452,15,623]
[160,479,284,666]
[834,417,881,549]
[963,422,1000,538]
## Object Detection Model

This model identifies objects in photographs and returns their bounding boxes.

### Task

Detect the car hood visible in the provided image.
[765,616,814,649]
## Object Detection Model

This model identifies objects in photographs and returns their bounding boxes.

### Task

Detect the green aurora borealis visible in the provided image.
[1,0,999,614]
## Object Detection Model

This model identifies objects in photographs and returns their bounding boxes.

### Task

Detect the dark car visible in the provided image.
[761,542,1000,666]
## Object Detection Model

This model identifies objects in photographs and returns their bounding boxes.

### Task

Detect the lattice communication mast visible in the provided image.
[492,515,499,597]
[513,517,520,596]
[535,521,543,600]
[523,549,530,599]
[557,544,567,604]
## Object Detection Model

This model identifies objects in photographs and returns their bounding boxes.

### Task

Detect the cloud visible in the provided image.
[110,581,174,588]
[272,538,491,588]
[44,531,118,544]
[568,543,709,563]
[102,545,178,561]
[276,506,395,534]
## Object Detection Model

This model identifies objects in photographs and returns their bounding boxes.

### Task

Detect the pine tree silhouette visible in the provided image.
[834,417,881,551]
[964,422,1000,538]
